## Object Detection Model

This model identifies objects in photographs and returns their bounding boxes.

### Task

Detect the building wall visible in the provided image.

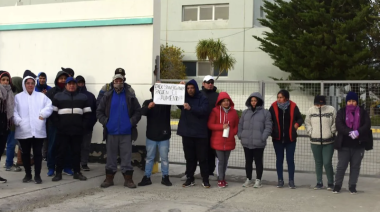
[0,0,161,145]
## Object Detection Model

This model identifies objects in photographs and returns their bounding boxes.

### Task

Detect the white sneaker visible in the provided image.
[209,175,218,181]
[180,175,187,181]
[253,179,262,188]
[242,178,253,187]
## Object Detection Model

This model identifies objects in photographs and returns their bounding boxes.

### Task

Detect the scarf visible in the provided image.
[220,106,230,124]
[277,101,290,111]
[346,105,360,130]
[114,83,124,94]
[0,84,14,129]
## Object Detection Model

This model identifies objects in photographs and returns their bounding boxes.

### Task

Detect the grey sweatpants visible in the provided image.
[215,150,231,181]
[106,134,133,173]
[334,147,365,186]
[81,131,93,165]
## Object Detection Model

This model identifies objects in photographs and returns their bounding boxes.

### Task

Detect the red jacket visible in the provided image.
[207,92,239,151]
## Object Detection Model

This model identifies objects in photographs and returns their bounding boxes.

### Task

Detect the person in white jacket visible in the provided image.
[14,76,53,184]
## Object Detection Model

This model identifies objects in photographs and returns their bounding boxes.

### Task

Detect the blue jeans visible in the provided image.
[273,142,296,181]
[145,139,169,177]
[47,125,71,170]
[5,131,17,167]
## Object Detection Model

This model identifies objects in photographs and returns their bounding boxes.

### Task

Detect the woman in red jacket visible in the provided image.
[208,92,239,188]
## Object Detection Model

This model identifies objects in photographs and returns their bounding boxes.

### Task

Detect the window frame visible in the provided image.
[183,61,228,77]
[182,4,229,22]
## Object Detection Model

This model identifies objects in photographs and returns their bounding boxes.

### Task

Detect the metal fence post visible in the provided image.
[320,81,324,95]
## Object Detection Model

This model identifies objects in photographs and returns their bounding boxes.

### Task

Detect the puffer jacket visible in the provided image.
[14,76,53,139]
[207,92,239,151]
[305,105,336,145]
[238,92,272,149]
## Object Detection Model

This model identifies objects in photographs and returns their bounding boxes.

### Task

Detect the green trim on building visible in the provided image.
[0,18,153,31]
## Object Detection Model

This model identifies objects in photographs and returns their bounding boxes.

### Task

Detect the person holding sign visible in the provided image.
[178,79,210,188]
[138,84,172,187]
[207,92,239,188]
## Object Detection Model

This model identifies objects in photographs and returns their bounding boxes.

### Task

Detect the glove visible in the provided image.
[349,131,359,139]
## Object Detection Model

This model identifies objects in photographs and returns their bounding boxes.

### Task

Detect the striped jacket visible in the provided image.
[305,105,336,145]
[52,89,92,135]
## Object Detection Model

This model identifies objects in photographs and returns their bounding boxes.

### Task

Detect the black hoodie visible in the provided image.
[46,71,69,101]
[201,86,219,116]
[141,86,172,141]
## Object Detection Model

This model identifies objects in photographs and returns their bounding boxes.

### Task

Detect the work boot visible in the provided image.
[122,171,136,189]
[138,176,152,186]
[73,172,87,181]
[161,175,172,186]
[52,172,62,182]
[100,170,115,188]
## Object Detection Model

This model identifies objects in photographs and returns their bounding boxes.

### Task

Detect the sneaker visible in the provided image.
[314,182,323,190]
[182,177,195,187]
[180,174,187,181]
[333,185,341,194]
[327,184,334,191]
[52,173,62,182]
[161,175,172,186]
[277,180,284,188]
[81,165,90,171]
[47,169,55,177]
[34,176,42,184]
[13,165,22,172]
[5,166,12,171]
[224,180,228,186]
[253,179,262,188]
[349,185,357,194]
[218,180,225,188]
[289,180,296,189]
[73,172,87,181]
[0,176,7,183]
[23,174,33,183]
[63,168,74,176]
[202,180,211,188]
[209,174,218,181]
[242,178,253,187]
[138,176,152,186]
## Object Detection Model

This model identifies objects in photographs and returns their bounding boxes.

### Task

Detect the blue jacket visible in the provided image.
[106,89,132,135]
[35,72,52,92]
[78,85,97,132]
[177,79,209,138]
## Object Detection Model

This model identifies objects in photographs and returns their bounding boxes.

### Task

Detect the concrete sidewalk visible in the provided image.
[0,157,380,212]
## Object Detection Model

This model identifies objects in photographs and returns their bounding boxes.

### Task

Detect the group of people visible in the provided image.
[0,70,373,194]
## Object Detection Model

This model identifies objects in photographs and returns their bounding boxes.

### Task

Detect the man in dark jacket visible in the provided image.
[200,75,219,181]
[96,68,135,106]
[51,77,91,182]
[76,75,97,171]
[35,72,52,94]
[46,71,72,177]
[138,84,172,187]
[178,79,210,188]
[97,74,141,189]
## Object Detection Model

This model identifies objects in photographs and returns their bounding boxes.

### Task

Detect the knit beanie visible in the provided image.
[314,95,326,105]
[278,90,290,100]
[346,91,359,103]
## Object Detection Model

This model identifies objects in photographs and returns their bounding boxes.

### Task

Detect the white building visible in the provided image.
[0,0,287,81]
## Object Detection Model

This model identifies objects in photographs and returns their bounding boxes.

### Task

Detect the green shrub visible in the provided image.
[171,109,182,119]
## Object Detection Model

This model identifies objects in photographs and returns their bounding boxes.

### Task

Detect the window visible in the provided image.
[183,61,228,77]
[183,4,229,21]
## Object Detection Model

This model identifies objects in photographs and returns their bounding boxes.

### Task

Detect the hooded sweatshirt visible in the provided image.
[35,72,52,92]
[141,86,172,141]
[46,71,69,101]
[14,76,53,139]
[11,77,23,95]
[177,79,209,138]
[238,92,272,149]
[201,86,219,115]
[207,92,239,151]
[76,76,97,132]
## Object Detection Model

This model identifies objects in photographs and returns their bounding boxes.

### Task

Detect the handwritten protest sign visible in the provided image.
[153,83,185,105]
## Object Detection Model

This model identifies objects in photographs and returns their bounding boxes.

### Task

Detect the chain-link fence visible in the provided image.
[161,79,380,177]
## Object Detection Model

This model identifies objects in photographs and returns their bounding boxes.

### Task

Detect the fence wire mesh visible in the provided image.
[161,79,380,177]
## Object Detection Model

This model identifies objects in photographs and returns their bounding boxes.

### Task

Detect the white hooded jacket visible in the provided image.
[14,76,53,139]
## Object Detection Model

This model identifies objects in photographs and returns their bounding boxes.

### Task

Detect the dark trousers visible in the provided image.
[47,125,71,170]
[0,134,8,162]
[273,142,296,181]
[182,136,209,180]
[19,138,43,177]
[335,147,364,187]
[55,134,82,173]
[207,132,216,175]
[244,147,264,180]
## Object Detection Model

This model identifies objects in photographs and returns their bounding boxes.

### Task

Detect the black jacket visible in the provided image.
[177,79,209,138]
[96,83,141,141]
[201,86,219,116]
[269,101,304,143]
[52,90,91,135]
[46,71,70,126]
[334,106,372,150]
[141,87,171,141]
[78,86,97,132]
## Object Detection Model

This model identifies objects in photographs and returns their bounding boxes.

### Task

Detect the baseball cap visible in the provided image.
[203,75,214,82]
[113,74,124,81]
[115,68,126,76]
[65,77,77,84]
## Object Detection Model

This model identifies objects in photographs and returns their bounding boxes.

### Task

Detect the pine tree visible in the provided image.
[254,0,378,80]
